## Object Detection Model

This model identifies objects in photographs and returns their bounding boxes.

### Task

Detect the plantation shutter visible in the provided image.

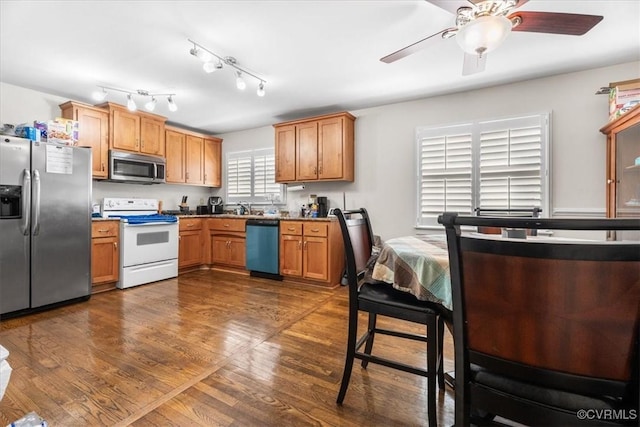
[417,124,473,226]
[253,149,280,198]
[226,152,252,202]
[478,115,544,210]
[416,113,548,227]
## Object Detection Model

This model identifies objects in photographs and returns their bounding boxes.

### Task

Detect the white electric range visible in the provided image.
[102,197,179,289]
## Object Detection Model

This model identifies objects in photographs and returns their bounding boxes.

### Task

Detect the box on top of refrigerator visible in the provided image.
[47,117,78,145]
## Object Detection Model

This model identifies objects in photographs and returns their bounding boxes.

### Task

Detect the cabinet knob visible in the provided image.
[113,242,118,250]
[98,228,109,233]
[187,223,194,227]
[101,162,105,172]
[607,179,613,184]
[303,241,307,249]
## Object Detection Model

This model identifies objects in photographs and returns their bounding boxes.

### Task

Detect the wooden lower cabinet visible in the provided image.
[91,221,119,293]
[179,218,203,269]
[207,218,246,269]
[279,220,344,287]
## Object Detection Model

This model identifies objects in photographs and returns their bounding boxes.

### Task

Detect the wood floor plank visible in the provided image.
[0,270,455,426]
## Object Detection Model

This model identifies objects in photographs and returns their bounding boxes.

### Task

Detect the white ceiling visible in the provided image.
[1,1,639,135]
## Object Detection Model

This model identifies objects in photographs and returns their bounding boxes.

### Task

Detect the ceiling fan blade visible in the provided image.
[462,52,486,75]
[509,11,603,35]
[380,28,453,63]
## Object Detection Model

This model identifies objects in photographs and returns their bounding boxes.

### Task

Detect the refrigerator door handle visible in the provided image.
[32,169,41,236]
[20,169,31,235]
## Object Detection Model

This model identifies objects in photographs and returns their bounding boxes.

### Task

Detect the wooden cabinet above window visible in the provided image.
[274,112,355,183]
[98,102,166,157]
[165,125,222,187]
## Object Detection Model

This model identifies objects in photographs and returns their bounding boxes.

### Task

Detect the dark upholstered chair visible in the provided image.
[474,207,542,235]
[439,213,640,426]
[334,208,446,427]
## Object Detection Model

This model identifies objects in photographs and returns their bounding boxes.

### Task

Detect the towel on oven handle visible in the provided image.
[121,214,178,224]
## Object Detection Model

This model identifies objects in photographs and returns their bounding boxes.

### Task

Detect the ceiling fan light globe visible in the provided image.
[456,15,512,56]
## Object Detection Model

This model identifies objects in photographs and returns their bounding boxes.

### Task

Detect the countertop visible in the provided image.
[92,214,337,222]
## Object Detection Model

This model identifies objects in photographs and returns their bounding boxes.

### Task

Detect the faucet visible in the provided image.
[239,201,251,215]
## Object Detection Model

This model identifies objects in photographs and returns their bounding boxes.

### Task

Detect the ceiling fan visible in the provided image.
[380,0,603,75]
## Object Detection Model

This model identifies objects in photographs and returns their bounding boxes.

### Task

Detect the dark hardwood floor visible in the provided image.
[0,270,455,426]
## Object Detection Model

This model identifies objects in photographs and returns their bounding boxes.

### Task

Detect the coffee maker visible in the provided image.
[317,197,328,218]
[208,196,224,214]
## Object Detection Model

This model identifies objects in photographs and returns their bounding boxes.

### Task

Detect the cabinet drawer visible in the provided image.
[208,218,246,232]
[281,221,303,235]
[92,221,119,238]
[303,222,328,237]
[179,217,202,231]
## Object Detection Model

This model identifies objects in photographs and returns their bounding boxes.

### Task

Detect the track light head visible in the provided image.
[257,82,265,97]
[92,87,108,101]
[167,95,178,112]
[126,94,137,111]
[236,72,246,90]
[144,97,157,112]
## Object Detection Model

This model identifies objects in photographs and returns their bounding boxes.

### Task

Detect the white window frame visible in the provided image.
[226,148,286,205]
[416,113,550,228]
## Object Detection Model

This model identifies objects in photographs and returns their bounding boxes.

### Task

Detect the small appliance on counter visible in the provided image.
[208,196,224,214]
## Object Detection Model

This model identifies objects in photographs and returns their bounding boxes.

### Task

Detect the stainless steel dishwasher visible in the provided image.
[245,219,282,280]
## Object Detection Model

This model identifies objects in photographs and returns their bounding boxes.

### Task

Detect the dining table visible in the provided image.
[367,233,456,387]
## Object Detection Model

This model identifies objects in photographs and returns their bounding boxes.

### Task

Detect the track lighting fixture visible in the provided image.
[91,86,178,113]
[188,38,267,96]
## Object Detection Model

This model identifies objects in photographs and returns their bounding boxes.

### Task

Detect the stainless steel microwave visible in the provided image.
[108,150,165,184]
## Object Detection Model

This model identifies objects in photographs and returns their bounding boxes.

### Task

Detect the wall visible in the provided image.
[2,61,638,238]
[218,61,639,239]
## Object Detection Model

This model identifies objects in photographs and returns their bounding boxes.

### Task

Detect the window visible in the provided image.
[416,113,549,227]
[226,148,285,204]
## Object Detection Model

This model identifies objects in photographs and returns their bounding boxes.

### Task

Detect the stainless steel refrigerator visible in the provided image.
[1,136,92,316]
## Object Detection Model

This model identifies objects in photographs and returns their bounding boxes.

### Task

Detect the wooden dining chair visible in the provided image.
[439,213,640,426]
[334,208,445,427]
[474,207,542,235]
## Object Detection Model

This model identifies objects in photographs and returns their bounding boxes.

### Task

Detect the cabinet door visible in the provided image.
[112,109,140,152]
[275,125,297,182]
[179,230,203,268]
[92,236,119,284]
[303,236,328,281]
[165,130,185,183]
[280,235,303,276]
[227,237,246,268]
[185,135,204,184]
[75,107,109,178]
[140,118,165,156]
[318,117,344,180]
[296,122,319,181]
[203,138,222,187]
[211,235,229,264]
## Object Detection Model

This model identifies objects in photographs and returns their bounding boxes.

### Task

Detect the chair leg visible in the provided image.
[337,309,359,404]
[360,313,377,369]
[437,316,445,389]
[427,318,438,427]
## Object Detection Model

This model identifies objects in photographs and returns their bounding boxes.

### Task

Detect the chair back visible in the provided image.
[474,207,542,235]
[439,213,640,424]
[333,208,374,295]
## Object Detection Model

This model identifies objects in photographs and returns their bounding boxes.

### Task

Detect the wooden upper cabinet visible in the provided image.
[165,126,222,187]
[165,129,186,183]
[140,117,165,156]
[274,112,355,183]
[112,108,141,152]
[185,135,203,184]
[98,102,166,156]
[296,122,319,181]
[275,125,297,182]
[59,101,109,179]
[204,137,222,187]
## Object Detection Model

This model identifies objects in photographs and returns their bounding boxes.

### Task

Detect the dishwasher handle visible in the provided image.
[246,219,279,227]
